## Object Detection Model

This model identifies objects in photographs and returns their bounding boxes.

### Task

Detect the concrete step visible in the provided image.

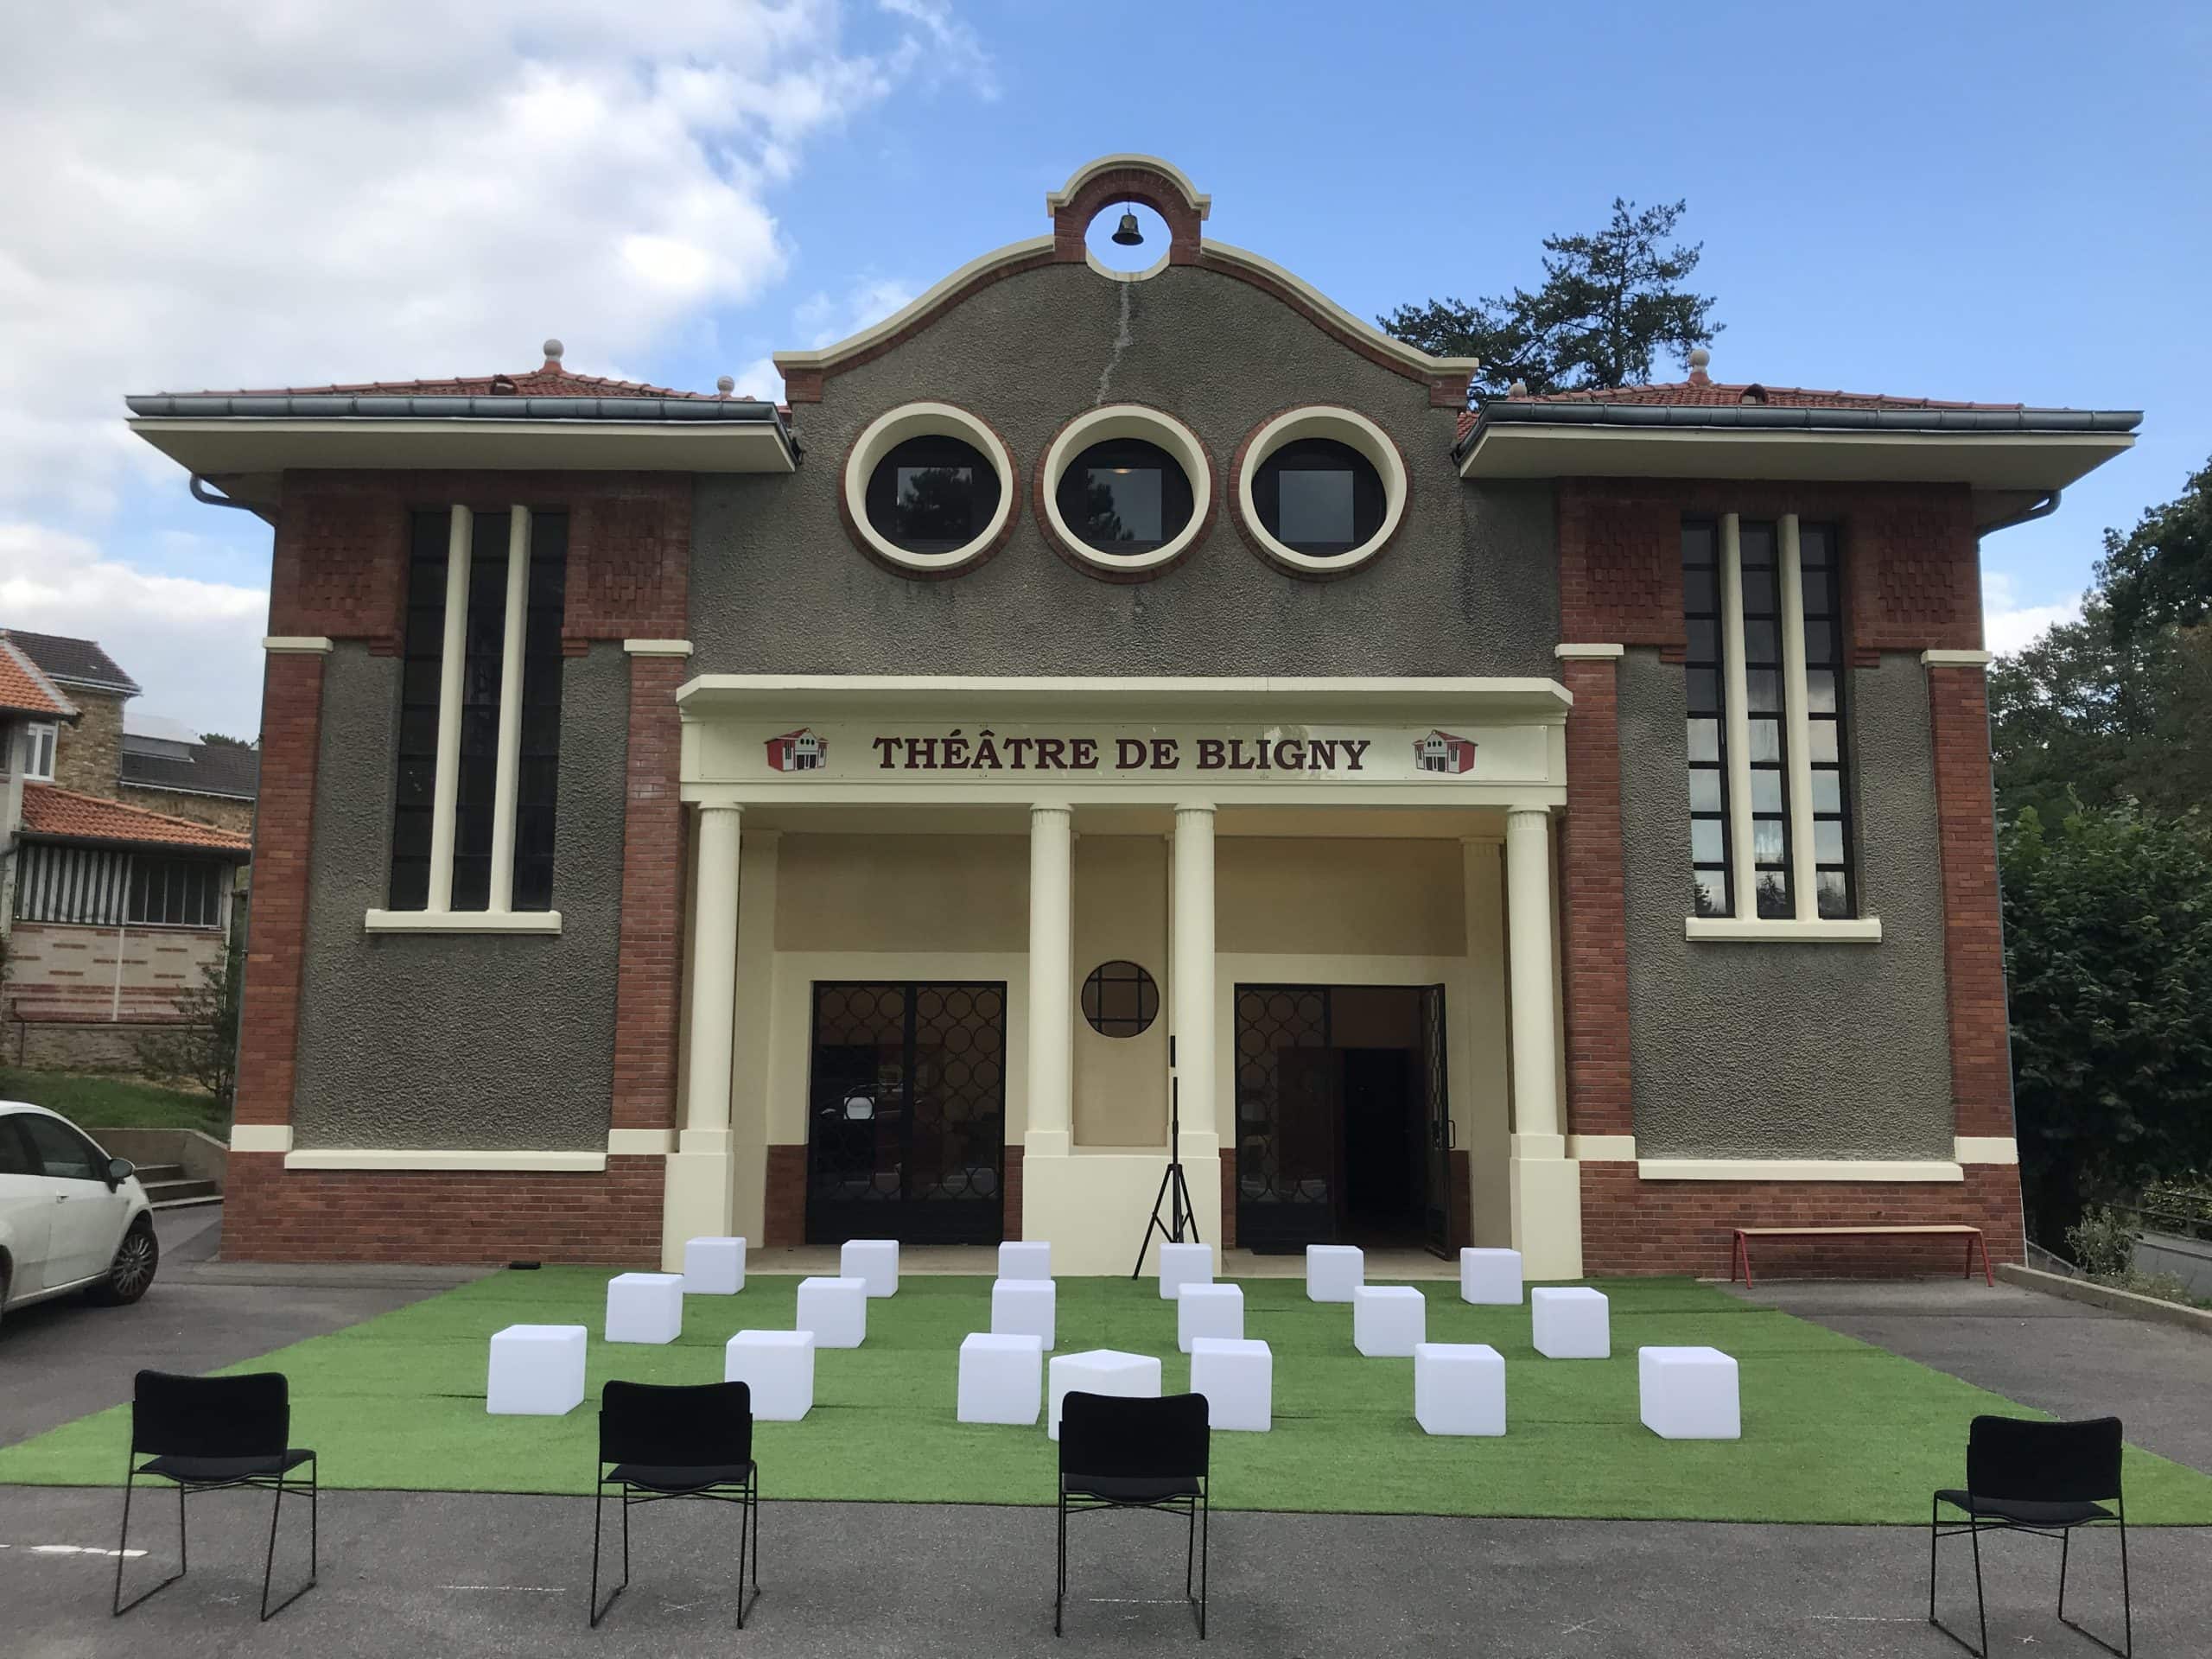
[143,1176,221,1205]
[150,1193,225,1212]
[132,1162,184,1183]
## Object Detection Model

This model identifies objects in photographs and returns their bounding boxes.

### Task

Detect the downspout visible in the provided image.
[190,474,279,526]
[1978,489,2060,538]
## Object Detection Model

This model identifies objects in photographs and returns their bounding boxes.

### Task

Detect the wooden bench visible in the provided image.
[1728,1224,1993,1287]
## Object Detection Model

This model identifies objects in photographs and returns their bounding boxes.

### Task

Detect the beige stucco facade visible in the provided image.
[664,675,1577,1276]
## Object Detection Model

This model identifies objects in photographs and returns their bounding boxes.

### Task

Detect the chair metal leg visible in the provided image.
[1054,1490,1066,1637]
[750,1475,762,1595]
[1928,1496,1938,1625]
[2058,1528,2070,1616]
[1185,1498,1196,1597]
[2059,1511,2134,1659]
[258,1467,318,1622]
[260,1480,284,1620]
[178,1480,188,1579]
[111,1466,134,1617]
[1198,1490,1209,1640]
[112,1466,189,1618]
[588,1481,627,1628]
[1969,1520,1989,1659]
[736,1478,751,1630]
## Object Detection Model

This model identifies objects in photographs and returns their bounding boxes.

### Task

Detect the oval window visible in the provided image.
[1054,437,1193,556]
[863,434,1002,556]
[1081,960,1160,1038]
[1253,436,1385,556]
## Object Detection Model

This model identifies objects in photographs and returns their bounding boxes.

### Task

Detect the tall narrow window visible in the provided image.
[19,721,55,782]
[1679,513,1858,925]
[1680,522,1732,917]
[388,506,567,913]
[1797,523,1853,918]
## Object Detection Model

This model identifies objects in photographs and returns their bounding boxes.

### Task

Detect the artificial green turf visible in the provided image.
[5,1271,2209,1524]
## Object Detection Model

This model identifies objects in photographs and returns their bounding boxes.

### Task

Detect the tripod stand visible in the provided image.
[1131,1040,1200,1278]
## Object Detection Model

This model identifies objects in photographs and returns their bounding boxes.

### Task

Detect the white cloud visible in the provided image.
[1983,570,2084,657]
[0,3,988,736]
[0,523,269,739]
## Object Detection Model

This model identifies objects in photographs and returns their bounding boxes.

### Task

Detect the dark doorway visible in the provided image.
[1232,983,1452,1257]
[805,982,1006,1245]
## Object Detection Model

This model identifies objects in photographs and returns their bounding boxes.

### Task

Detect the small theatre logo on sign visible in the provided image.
[765,728,827,772]
[1413,729,1478,774]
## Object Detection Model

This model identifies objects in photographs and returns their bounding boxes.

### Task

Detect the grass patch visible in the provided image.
[4,1271,2209,1524]
[0,1068,226,1138]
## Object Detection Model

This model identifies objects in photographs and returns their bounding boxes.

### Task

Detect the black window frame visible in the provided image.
[1252,437,1384,556]
[1055,436,1192,555]
[126,855,226,929]
[1681,520,1733,918]
[1080,960,1160,1039]
[863,435,1000,555]
[1736,520,1795,920]
[1797,521,1855,919]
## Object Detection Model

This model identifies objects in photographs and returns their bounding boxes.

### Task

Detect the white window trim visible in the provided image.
[842,402,1016,574]
[378,502,555,931]
[1039,404,1212,575]
[1639,1156,1962,1183]
[1694,510,1877,939]
[21,720,56,782]
[283,1147,605,1172]
[365,908,563,935]
[1235,405,1408,575]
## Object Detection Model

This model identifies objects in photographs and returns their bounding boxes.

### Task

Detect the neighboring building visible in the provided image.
[0,632,251,1068]
[124,156,2139,1274]
[119,712,259,835]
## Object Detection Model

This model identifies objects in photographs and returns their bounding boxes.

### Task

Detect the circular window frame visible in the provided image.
[1233,404,1408,579]
[842,401,1019,578]
[1037,404,1214,581]
[1080,959,1161,1038]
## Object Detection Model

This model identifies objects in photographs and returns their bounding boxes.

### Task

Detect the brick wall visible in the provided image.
[232,651,325,1130]
[1558,657,1633,1136]
[1927,665,2013,1140]
[1580,1161,2025,1278]
[4,920,226,1024]
[608,659,687,1134]
[52,691,124,798]
[222,1153,666,1265]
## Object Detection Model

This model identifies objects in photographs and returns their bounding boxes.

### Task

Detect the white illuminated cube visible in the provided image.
[1352,1285,1426,1357]
[999,1241,1051,1281]
[1414,1342,1506,1436]
[1157,1242,1212,1300]
[604,1272,683,1344]
[683,1236,746,1296]
[841,1238,899,1298]
[1531,1287,1610,1359]
[486,1324,587,1416]
[1189,1338,1272,1432]
[1458,1247,1522,1306]
[797,1274,868,1348]
[1639,1346,1740,1440]
[991,1278,1057,1351]
[1306,1243,1363,1302]
[724,1329,815,1422]
[1047,1349,1161,1440]
[1177,1283,1244,1352]
[958,1332,1044,1425]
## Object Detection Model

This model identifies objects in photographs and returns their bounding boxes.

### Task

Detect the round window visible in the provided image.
[842,403,1018,576]
[1081,960,1160,1038]
[1236,406,1408,576]
[864,434,1001,556]
[1054,437,1193,556]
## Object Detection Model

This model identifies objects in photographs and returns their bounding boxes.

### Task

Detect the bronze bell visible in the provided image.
[1110,209,1144,247]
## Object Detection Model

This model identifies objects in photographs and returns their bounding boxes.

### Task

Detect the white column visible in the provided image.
[1716,512,1756,920]
[486,505,531,912]
[663,803,743,1265]
[1171,803,1217,1142]
[1024,803,1074,1157]
[1460,836,1513,1247]
[1777,512,1819,921]
[426,505,472,912]
[1504,806,1582,1278]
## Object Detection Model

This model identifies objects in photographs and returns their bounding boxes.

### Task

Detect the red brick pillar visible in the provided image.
[1557,652,1633,1138]
[1926,661,2014,1142]
[609,652,687,1135]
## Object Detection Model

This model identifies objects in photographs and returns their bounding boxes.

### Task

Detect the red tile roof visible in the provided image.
[20,784,250,853]
[1455,378,2031,442]
[0,639,78,720]
[171,348,753,403]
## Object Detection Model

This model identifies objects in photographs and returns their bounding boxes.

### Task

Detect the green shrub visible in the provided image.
[2065,1206,2139,1278]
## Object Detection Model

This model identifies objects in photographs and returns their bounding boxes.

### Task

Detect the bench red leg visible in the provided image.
[1732,1231,1755,1288]
[1975,1230,1993,1287]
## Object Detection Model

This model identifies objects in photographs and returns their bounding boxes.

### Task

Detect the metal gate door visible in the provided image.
[805,982,1006,1245]
[1419,983,1452,1257]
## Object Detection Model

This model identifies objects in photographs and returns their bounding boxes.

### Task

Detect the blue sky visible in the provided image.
[4,1,2207,734]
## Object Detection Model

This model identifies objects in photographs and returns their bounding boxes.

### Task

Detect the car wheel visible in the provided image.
[88,1218,158,1306]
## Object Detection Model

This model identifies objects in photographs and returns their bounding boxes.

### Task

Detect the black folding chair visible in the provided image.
[589,1379,760,1629]
[112,1369,317,1621]
[1056,1391,1211,1638]
[1931,1414,2131,1657]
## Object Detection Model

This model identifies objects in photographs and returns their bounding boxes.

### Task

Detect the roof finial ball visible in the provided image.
[716,374,736,396]
[1687,346,1711,385]
[542,338,564,363]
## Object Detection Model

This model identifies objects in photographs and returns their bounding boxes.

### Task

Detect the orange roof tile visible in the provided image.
[1512,380,2026,411]
[0,639,78,720]
[172,347,763,404]
[20,784,250,853]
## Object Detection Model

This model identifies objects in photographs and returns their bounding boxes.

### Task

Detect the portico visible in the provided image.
[665,676,1582,1276]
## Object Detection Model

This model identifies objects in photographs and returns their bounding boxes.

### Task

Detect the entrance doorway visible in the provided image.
[1231,984,1452,1256]
[805,982,1007,1245]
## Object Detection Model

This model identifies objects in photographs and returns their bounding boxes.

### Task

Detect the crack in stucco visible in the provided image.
[1094,282,1134,406]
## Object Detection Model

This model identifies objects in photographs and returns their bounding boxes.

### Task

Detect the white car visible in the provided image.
[0,1102,157,1329]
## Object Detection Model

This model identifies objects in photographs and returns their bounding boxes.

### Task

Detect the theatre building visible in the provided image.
[126,157,2139,1276]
